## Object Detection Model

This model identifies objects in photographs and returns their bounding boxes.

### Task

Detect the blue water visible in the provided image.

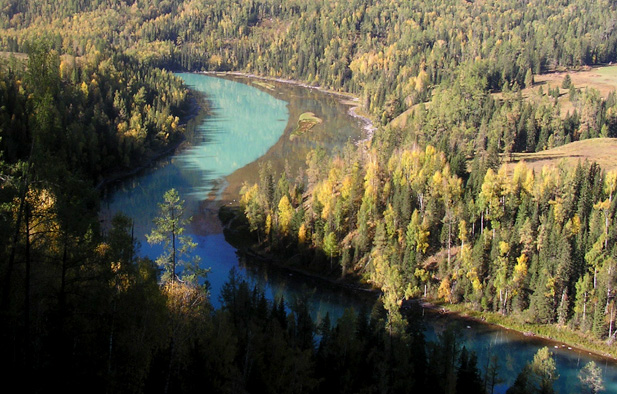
[423,313,617,393]
[101,73,617,394]
[175,73,289,197]
[101,73,370,321]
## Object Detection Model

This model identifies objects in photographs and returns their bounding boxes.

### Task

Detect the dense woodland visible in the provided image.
[2,0,617,121]
[1,0,617,393]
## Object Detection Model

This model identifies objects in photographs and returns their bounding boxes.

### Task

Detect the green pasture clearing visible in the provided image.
[535,64,617,98]
[511,64,617,117]
[393,65,617,128]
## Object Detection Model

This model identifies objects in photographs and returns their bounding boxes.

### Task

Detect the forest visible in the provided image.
[1,0,617,393]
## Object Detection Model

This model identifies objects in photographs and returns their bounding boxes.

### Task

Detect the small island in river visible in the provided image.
[4,1,617,393]
[290,111,323,140]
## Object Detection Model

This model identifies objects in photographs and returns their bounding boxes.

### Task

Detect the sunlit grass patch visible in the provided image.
[507,138,617,173]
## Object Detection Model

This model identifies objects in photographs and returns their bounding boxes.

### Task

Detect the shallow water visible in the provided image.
[100,73,368,321]
[174,73,289,198]
[423,311,617,393]
[101,73,617,393]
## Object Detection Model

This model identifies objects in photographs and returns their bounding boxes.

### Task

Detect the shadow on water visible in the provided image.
[101,73,367,323]
[421,307,617,394]
[101,73,617,394]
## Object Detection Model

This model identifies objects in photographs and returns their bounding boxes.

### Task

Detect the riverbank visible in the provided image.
[202,73,617,363]
[100,71,617,379]
[423,299,617,361]
[199,72,370,204]
[95,89,207,192]
[202,71,377,143]
[218,205,380,296]
[220,197,617,362]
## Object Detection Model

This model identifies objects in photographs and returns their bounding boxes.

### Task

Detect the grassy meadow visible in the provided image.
[507,138,617,173]
[522,64,617,116]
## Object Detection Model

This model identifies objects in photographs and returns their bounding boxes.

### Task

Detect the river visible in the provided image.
[100,73,372,320]
[101,73,617,394]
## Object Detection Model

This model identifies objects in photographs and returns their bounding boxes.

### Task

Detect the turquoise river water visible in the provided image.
[101,73,617,394]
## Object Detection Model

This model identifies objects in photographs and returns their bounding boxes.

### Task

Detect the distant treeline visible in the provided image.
[1,0,616,121]
[0,1,617,392]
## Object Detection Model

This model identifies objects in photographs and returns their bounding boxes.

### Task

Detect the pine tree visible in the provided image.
[578,361,605,394]
[147,189,204,284]
[525,68,534,88]
[456,347,484,394]
[562,74,572,90]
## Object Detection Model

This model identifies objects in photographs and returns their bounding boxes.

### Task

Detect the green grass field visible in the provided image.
[519,64,617,116]
[541,64,617,98]
[595,64,617,79]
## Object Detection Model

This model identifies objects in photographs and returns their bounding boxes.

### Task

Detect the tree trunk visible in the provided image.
[504,289,509,314]
[60,229,68,323]
[2,161,33,310]
[164,337,175,394]
[171,204,176,283]
[172,224,176,283]
[583,292,587,325]
[481,211,484,235]
[24,203,31,370]
[605,210,609,249]
[447,218,452,269]
[108,300,116,377]
[606,263,613,312]
[609,303,615,339]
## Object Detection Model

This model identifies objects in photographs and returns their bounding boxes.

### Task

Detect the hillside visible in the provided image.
[2,0,617,121]
[508,138,617,173]
[517,65,617,118]
[2,1,617,392]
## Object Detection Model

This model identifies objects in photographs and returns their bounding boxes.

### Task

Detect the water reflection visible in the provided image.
[101,73,368,323]
[423,311,617,393]
[101,73,617,393]
[219,74,366,198]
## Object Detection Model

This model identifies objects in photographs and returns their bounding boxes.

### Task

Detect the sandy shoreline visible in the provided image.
[193,70,377,234]
[202,71,377,143]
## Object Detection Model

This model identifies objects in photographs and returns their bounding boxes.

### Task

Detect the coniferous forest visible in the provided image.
[1,0,617,393]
